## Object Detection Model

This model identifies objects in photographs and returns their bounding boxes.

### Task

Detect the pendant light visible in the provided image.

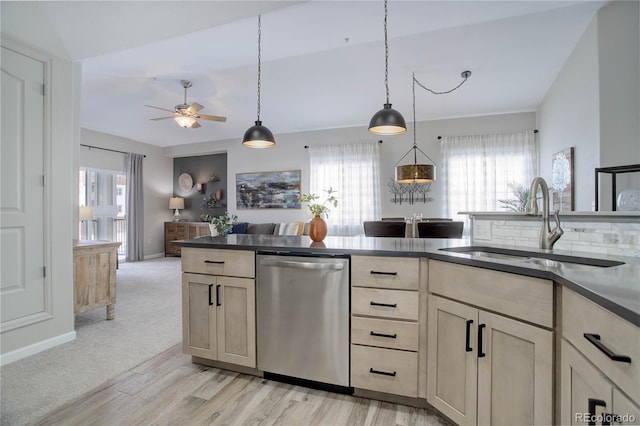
[395,73,436,183]
[243,15,275,148]
[369,0,406,136]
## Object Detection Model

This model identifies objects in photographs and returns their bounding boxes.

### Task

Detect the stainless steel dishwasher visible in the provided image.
[256,251,350,390]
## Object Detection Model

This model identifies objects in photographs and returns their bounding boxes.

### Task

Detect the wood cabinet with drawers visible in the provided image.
[561,287,640,424]
[165,222,209,256]
[350,255,425,398]
[427,260,554,426]
[181,247,256,368]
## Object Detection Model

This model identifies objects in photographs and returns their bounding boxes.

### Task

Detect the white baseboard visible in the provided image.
[0,331,76,366]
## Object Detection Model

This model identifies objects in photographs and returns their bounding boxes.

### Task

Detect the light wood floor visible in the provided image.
[35,344,449,426]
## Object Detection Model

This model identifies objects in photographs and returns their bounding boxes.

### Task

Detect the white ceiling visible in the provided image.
[1,1,606,148]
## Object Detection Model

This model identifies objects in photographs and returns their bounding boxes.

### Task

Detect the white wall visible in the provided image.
[164,112,535,224]
[79,129,174,258]
[538,1,640,211]
[0,40,78,361]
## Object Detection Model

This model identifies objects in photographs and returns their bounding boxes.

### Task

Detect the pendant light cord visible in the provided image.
[383,0,390,104]
[256,15,262,122]
[414,70,471,95]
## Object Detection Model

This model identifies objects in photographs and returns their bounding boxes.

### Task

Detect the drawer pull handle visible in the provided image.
[369,368,396,377]
[583,333,632,363]
[478,324,486,358]
[465,319,473,352]
[370,270,398,276]
[204,260,225,264]
[370,301,397,308]
[370,331,397,339]
[588,398,607,426]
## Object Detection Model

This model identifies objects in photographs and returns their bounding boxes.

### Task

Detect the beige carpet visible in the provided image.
[0,257,182,426]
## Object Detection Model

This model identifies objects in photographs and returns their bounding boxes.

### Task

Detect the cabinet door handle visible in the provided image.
[370,270,398,276]
[584,333,632,363]
[370,331,397,339]
[370,301,397,308]
[369,368,397,377]
[216,284,221,307]
[208,284,213,306]
[477,324,486,358]
[465,319,474,352]
[204,260,225,264]
[588,398,607,426]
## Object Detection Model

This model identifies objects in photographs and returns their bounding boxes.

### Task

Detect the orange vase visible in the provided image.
[309,215,327,242]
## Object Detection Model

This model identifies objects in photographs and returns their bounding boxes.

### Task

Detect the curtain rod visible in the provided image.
[304,140,383,149]
[437,129,538,140]
[80,144,146,158]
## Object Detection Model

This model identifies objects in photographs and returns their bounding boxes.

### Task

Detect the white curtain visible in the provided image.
[308,141,381,236]
[125,153,144,261]
[441,130,538,224]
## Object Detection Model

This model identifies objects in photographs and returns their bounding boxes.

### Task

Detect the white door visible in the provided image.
[1,46,46,328]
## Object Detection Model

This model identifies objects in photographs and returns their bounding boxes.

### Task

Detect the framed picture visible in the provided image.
[551,147,574,211]
[236,170,301,209]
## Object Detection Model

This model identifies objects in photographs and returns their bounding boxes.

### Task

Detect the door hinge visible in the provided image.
[43,266,46,277]
[42,175,46,186]
[42,83,47,96]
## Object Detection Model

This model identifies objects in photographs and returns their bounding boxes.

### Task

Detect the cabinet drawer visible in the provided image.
[181,248,255,278]
[352,317,418,351]
[429,260,553,328]
[351,345,418,397]
[352,287,418,321]
[352,256,419,290]
[563,288,640,403]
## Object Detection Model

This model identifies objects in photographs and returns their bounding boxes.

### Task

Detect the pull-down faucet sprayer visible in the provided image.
[526,177,564,250]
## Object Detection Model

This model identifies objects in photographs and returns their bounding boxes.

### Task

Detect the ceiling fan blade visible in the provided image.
[196,114,227,122]
[145,105,175,113]
[150,116,176,121]
[187,102,204,114]
[191,121,202,129]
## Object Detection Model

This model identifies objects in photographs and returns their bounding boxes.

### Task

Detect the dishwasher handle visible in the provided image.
[260,258,344,271]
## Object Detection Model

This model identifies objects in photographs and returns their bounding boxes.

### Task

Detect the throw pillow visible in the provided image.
[231,222,249,234]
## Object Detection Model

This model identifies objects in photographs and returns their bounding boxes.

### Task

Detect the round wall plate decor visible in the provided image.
[178,173,193,191]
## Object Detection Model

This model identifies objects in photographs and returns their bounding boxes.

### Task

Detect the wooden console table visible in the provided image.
[73,240,121,320]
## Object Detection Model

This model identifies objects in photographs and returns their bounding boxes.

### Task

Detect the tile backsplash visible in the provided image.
[469,214,640,258]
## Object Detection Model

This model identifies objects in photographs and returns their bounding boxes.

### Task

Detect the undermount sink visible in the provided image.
[439,246,624,268]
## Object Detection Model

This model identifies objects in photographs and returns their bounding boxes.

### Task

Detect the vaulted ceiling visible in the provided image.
[1,1,606,147]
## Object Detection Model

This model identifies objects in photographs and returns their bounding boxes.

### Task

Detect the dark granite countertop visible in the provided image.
[173,235,640,327]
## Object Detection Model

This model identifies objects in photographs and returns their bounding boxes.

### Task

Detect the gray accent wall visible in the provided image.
[173,154,228,222]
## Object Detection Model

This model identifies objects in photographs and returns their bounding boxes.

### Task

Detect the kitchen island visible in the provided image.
[173,234,640,425]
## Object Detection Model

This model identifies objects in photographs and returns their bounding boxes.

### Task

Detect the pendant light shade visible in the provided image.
[369,103,407,136]
[369,0,406,136]
[243,15,275,148]
[242,120,275,148]
[395,163,435,183]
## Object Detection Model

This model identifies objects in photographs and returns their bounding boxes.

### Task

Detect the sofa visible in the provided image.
[231,222,307,236]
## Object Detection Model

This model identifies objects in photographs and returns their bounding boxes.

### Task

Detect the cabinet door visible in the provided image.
[427,296,478,426]
[561,340,613,425]
[182,273,217,359]
[217,276,256,368]
[165,222,185,255]
[613,388,640,425]
[477,310,553,426]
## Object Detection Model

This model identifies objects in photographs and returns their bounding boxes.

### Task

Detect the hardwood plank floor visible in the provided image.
[34,344,449,426]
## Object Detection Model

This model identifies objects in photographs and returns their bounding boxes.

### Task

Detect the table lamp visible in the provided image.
[169,197,185,222]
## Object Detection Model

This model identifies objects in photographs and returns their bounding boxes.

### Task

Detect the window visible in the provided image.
[308,141,381,236]
[441,131,537,229]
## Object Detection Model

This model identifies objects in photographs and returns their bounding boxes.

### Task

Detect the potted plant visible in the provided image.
[209,212,238,237]
[299,188,338,242]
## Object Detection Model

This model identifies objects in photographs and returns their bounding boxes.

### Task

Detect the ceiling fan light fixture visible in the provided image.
[242,120,275,148]
[175,115,196,128]
[369,103,407,135]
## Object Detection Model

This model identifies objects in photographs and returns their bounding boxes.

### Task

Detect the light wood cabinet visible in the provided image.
[165,222,209,256]
[73,240,121,320]
[561,288,640,425]
[427,260,553,426]
[181,249,256,368]
[350,255,423,398]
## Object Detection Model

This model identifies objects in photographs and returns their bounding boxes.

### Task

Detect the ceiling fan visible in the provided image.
[145,80,227,128]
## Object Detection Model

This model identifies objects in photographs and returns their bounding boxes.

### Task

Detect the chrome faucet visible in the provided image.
[526,177,564,250]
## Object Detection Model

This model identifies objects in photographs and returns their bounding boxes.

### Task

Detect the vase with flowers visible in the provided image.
[209,212,238,237]
[299,188,338,242]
